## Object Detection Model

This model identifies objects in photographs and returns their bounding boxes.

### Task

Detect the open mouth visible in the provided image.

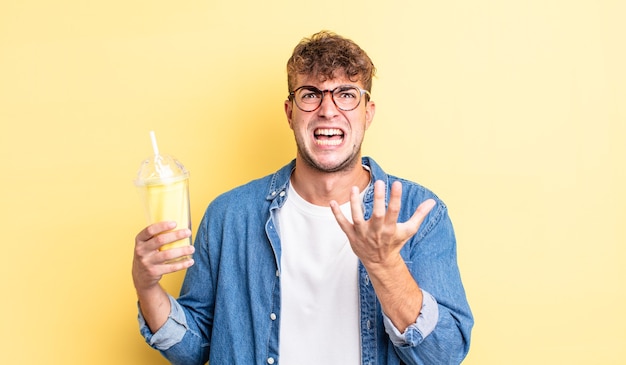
[314,128,344,146]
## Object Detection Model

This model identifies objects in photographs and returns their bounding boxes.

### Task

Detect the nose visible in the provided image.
[317,90,340,117]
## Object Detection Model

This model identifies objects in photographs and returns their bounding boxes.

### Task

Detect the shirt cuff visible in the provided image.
[383,289,439,347]
[137,294,188,350]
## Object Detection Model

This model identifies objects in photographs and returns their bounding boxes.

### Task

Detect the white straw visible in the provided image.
[149,130,160,156]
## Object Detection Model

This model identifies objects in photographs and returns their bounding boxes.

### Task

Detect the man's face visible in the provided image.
[284,73,375,173]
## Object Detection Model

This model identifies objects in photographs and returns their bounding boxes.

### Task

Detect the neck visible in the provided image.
[290,157,370,206]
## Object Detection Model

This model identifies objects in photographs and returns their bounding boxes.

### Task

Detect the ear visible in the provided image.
[284,99,295,129]
[364,100,375,130]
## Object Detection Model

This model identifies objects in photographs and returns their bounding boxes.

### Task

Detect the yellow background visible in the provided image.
[1,1,624,364]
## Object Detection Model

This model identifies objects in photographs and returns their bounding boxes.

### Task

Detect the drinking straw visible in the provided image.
[149,130,160,156]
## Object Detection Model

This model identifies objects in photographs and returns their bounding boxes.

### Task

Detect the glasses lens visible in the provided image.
[332,86,360,111]
[294,87,323,111]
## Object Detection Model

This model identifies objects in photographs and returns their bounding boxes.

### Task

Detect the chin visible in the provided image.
[301,152,362,174]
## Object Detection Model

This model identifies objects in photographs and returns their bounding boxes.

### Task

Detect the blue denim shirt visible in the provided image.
[139,157,473,365]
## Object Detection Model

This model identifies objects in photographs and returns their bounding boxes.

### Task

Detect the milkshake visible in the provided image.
[135,131,191,259]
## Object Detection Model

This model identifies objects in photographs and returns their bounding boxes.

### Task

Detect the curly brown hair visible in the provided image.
[286,30,376,94]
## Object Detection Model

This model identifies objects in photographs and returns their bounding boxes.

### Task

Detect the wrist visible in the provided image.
[135,282,166,301]
[361,253,405,273]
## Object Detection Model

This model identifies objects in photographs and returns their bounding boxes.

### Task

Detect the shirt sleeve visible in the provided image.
[382,289,439,347]
[137,294,189,350]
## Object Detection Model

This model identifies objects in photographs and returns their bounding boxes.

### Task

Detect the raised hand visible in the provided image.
[330,180,435,266]
[330,180,436,331]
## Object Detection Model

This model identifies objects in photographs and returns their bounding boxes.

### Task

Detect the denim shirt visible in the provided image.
[139,157,473,365]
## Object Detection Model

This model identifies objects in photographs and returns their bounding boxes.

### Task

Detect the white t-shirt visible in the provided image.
[276,183,361,365]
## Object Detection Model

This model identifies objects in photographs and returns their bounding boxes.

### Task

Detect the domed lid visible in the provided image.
[135,130,189,186]
[135,154,189,186]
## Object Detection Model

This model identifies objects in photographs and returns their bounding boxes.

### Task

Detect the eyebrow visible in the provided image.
[295,84,359,91]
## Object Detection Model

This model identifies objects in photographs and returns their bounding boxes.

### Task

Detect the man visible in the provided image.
[133,30,473,365]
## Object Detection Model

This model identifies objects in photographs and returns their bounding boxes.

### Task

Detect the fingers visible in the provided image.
[332,181,436,240]
[385,181,402,226]
[368,180,402,230]
[330,181,438,267]
[370,180,386,222]
[134,222,194,271]
[330,200,353,236]
[135,242,195,272]
[164,254,195,272]
[331,185,368,236]
[136,221,176,243]
[132,223,195,292]
[136,221,191,251]
[406,198,436,231]
[157,243,196,262]
[350,186,365,223]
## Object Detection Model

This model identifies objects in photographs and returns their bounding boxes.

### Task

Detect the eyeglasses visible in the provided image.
[288,85,371,112]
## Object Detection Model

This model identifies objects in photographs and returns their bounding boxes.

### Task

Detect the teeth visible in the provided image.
[314,128,343,136]
[316,138,342,146]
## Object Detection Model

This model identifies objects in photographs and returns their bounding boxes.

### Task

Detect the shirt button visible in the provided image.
[267,357,275,364]
[279,191,285,197]
[270,313,277,320]
[364,275,370,285]
[367,320,372,330]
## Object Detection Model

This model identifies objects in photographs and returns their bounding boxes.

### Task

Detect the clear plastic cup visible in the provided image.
[135,153,191,261]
